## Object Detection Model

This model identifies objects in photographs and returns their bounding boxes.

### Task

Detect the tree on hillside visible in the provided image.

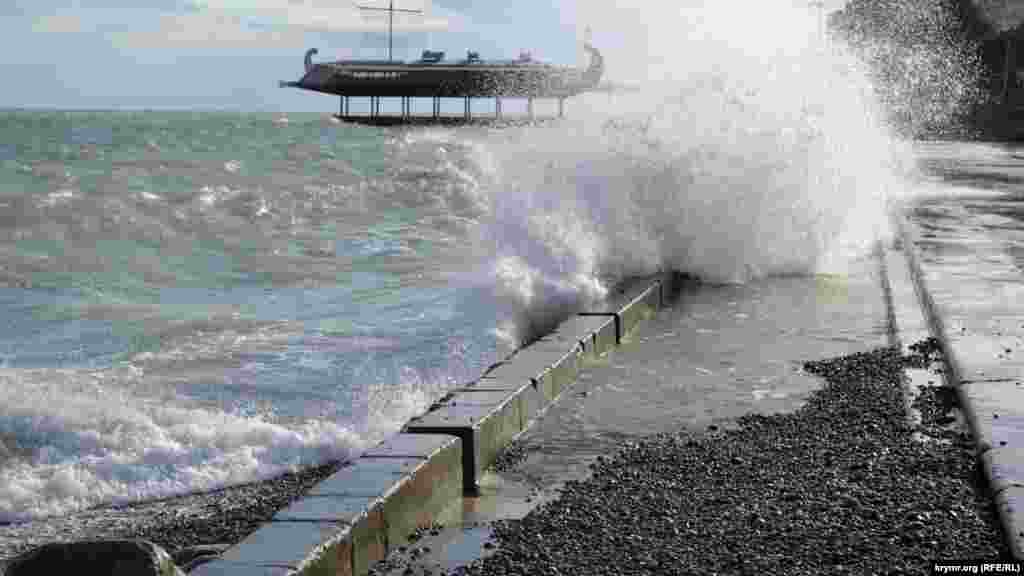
[829,0,993,136]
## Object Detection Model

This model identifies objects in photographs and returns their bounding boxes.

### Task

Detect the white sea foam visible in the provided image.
[38,189,77,208]
[0,314,467,521]
[0,365,363,522]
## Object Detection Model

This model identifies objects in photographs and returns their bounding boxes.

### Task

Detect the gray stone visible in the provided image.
[5,540,185,576]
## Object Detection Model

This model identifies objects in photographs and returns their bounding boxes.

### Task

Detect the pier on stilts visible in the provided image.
[279,5,603,126]
[330,93,569,126]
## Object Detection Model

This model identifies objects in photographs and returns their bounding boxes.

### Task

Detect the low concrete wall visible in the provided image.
[405,272,675,494]
[191,434,461,576]
[405,390,524,495]
[580,277,661,343]
[194,272,673,575]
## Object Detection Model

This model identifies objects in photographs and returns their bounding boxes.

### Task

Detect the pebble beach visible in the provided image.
[442,344,1006,576]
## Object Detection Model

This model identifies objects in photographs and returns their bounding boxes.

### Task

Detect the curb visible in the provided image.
[891,210,1024,560]
[192,270,679,575]
[878,237,936,431]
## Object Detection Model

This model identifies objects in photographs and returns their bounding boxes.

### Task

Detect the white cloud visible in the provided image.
[112,11,307,50]
[108,1,469,56]
[198,0,457,33]
[111,0,463,52]
[32,14,86,34]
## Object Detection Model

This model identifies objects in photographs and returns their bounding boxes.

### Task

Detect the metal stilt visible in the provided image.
[528,97,534,120]
[496,97,502,120]
[558,97,565,118]
[1004,37,1016,105]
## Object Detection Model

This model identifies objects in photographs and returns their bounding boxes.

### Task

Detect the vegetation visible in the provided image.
[828,0,1022,139]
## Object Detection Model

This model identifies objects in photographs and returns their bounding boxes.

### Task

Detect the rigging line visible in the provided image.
[354,0,424,62]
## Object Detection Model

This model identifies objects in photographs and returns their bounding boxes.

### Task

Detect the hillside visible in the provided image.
[828,0,1023,139]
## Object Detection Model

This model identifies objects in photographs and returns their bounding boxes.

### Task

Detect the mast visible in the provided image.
[356,0,423,62]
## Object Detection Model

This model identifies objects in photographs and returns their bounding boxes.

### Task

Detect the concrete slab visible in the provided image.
[302,436,461,557]
[217,520,354,575]
[924,275,1024,322]
[471,378,547,426]
[485,343,583,403]
[274,495,377,523]
[883,247,932,346]
[619,280,662,338]
[884,245,949,428]
[189,560,295,576]
[442,389,520,407]
[945,331,1024,384]
[518,339,585,400]
[362,433,460,459]
[306,460,422,497]
[582,314,619,357]
[405,398,521,495]
[548,315,618,359]
[580,278,661,340]
[480,348,553,388]
[593,275,665,310]
[268,499,393,576]
[996,487,1024,560]
[959,380,1024,452]
[984,448,1024,495]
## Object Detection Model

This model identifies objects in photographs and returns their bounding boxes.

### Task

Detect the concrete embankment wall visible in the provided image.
[192,271,680,576]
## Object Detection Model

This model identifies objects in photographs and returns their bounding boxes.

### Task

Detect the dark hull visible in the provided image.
[284,45,604,99]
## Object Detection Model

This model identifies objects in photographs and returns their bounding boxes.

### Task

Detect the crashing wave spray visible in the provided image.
[467,0,915,346]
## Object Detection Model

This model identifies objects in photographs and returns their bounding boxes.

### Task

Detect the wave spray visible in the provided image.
[466,0,915,345]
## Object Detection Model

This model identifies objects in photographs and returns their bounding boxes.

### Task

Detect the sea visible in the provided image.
[0,1,982,524]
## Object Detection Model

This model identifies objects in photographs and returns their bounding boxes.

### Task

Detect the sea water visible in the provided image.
[0,0,941,522]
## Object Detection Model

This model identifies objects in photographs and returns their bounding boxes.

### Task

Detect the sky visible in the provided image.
[1,1,851,112]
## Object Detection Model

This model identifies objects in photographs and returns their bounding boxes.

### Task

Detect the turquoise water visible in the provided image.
[0,110,506,520]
